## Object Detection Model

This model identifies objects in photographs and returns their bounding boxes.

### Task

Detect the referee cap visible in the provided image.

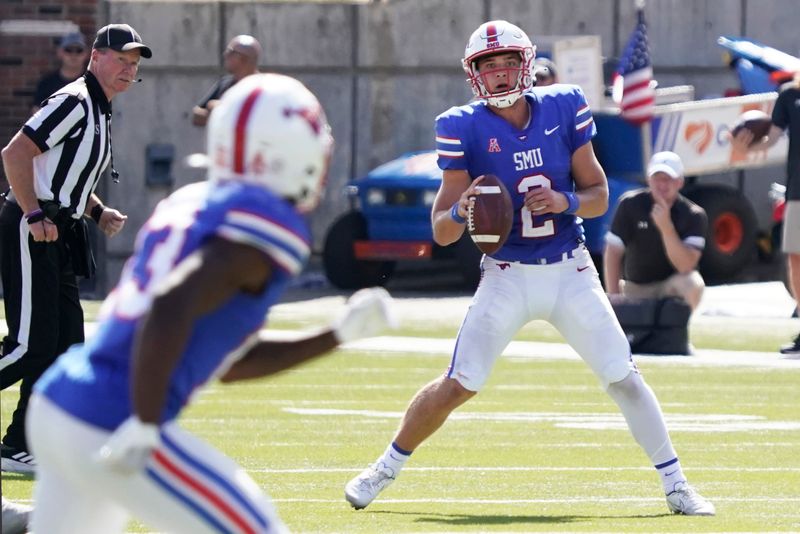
[93,24,152,59]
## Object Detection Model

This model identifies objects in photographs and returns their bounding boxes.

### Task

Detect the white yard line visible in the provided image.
[249,466,800,474]
[341,336,800,369]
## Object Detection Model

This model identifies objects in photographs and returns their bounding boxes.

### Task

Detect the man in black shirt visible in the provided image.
[604,151,708,311]
[732,72,800,356]
[191,35,262,127]
[31,32,90,114]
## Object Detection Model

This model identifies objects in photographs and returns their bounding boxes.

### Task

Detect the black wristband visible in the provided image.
[90,204,105,224]
[25,209,45,224]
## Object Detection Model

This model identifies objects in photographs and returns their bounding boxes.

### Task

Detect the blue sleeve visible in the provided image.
[215,188,311,276]
[435,109,468,171]
[568,85,596,153]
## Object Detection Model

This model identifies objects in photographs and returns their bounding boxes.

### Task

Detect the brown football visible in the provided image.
[731,109,772,146]
[466,174,513,255]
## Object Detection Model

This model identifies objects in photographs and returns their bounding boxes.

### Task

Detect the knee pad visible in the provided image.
[607,371,645,401]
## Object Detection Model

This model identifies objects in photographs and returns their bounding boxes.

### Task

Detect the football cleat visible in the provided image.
[665,482,716,516]
[1,497,31,534]
[344,462,396,510]
[0,444,36,474]
[779,333,800,357]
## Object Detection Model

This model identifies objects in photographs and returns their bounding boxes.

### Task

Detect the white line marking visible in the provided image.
[271,497,800,504]
[341,336,800,369]
[250,466,800,474]
[283,407,800,432]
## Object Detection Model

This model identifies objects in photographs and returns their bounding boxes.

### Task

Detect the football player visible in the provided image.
[345,20,714,516]
[26,73,396,534]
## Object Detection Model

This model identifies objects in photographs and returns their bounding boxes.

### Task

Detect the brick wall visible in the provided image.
[0,0,98,187]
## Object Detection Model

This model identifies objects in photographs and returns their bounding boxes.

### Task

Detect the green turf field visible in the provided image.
[2,320,799,532]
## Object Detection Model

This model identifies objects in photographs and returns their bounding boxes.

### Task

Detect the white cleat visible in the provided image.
[666,482,716,516]
[2,497,31,534]
[344,462,396,510]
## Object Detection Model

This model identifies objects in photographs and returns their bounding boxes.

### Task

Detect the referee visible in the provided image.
[0,23,152,473]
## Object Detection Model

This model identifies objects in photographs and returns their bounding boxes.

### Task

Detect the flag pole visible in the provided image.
[640,121,652,177]
[636,0,651,175]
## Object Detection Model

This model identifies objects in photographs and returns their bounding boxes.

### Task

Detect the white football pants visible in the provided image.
[27,393,288,534]
[448,246,636,391]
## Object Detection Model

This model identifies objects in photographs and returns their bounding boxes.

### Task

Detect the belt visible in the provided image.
[520,246,580,265]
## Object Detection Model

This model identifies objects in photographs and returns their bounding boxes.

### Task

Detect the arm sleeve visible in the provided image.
[435,112,468,171]
[569,86,596,153]
[681,207,708,251]
[21,93,85,152]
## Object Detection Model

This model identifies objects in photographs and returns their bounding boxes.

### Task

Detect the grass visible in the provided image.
[2,294,799,532]
[4,351,798,532]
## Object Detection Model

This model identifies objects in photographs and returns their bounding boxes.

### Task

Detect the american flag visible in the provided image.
[613,7,655,124]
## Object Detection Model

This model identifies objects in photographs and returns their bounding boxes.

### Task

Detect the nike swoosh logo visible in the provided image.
[665,469,678,476]
[577,266,590,272]
[545,125,560,135]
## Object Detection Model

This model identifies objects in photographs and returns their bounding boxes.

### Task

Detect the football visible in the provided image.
[731,109,772,146]
[466,174,513,255]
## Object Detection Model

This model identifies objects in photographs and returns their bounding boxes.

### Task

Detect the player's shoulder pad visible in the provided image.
[435,100,485,127]
[532,84,588,110]
[212,181,311,275]
[221,183,309,236]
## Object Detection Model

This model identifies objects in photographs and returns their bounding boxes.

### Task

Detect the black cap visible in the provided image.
[93,24,152,59]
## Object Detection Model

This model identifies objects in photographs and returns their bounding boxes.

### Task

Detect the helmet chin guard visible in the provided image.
[206,73,333,212]
[462,20,536,108]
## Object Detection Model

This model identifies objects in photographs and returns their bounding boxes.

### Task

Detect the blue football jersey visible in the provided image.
[435,85,596,262]
[35,180,311,430]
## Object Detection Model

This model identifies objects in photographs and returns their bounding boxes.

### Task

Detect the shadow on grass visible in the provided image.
[369,510,670,526]
[0,472,34,481]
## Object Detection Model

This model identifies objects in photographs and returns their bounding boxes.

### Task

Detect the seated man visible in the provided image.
[604,151,707,311]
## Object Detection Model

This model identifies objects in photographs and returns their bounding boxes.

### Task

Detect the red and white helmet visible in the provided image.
[462,20,536,108]
[207,73,333,212]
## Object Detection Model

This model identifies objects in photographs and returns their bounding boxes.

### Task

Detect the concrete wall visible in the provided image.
[96,0,800,292]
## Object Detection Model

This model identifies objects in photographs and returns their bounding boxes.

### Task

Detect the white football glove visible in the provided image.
[333,287,399,344]
[94,416,161,475]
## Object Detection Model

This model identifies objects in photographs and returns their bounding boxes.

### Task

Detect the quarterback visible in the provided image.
[345,20,714,516]
[26,74,395,533]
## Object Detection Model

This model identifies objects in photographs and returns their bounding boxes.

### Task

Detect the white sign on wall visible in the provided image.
[552,35,604,110]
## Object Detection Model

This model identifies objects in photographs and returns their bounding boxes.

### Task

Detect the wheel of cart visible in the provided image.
[683,184,757,282]
[323,211,396,289]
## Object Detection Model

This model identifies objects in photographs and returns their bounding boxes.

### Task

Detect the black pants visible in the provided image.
[0,201,84,451]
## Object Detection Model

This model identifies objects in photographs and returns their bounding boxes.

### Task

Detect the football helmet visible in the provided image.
[207,73,333,212]
[462,20,536,108]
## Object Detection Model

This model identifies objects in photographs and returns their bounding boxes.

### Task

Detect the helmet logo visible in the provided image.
[233,87,264,173]
[283,106,323,135]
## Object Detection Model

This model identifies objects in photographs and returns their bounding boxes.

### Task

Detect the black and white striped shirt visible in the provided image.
[21,71,112,218]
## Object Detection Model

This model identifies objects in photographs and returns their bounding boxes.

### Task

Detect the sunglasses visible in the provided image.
[63,47,86,54]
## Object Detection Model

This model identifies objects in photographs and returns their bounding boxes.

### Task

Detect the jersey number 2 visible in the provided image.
[518,175,555,238]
